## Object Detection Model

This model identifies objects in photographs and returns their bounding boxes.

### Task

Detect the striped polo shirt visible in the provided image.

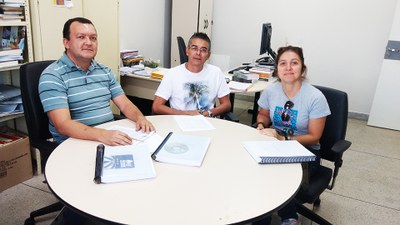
[39,53,124,144]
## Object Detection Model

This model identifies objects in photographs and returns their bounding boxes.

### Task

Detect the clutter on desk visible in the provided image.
[141,58,160,69]
[249,66,273,79]
[119,65,144,76]
[120,49,144,66]
[232,70,259,83]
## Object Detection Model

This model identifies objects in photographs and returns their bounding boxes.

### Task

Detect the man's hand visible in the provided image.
[99,129,133,146]
[135,116,155,133]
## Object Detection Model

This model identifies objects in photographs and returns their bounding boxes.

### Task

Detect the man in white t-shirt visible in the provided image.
[152,32,231,117]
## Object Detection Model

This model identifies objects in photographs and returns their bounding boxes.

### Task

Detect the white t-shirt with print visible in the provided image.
[155,63,230,111]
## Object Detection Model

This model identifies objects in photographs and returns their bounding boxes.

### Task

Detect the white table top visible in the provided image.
[45,115,302,225]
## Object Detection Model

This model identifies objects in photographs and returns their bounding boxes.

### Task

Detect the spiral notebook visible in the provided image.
[242,140,316,164]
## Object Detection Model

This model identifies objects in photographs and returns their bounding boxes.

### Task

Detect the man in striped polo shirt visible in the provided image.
[39,17,154,147]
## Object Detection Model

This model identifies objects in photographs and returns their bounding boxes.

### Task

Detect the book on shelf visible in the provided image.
[0,47,22,56]
[94,144,156,184]
[0,84,20,101]
[0,59,18,68]
[151,132,211,167]
[242,140,316,164]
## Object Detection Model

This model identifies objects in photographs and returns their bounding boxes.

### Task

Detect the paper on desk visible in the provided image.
[101,144,156,183]
[107,125,164,153]
[174,115,215,131]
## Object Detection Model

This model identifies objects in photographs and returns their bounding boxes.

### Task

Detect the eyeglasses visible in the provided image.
[281,100,294,122]
[189,45,209,54]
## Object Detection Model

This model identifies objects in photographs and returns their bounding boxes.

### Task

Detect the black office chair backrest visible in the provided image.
[314,85,349,162]
[177,36,188,64]
[20,60,57,161]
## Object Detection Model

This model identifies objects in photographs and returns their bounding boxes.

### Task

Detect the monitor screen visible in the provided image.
[259,23,276,60]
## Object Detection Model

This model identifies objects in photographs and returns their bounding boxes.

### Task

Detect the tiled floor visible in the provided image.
[1,96,399,225]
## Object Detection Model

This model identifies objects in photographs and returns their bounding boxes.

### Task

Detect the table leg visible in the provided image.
[229,93,235,112]
[251,92,261,124]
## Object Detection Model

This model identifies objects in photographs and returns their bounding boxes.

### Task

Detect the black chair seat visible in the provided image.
[296,166,333,204]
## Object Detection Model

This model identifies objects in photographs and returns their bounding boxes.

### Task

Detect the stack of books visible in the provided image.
[249,66,274,80]
[0,0,25,22]
[120,49,144,67]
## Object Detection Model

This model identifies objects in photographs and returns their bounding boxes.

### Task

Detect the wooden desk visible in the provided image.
[120,73,270,124]
[120,73,161,100]
[45,116,302,225]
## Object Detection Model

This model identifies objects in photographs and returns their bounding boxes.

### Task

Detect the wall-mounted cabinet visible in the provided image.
[29,0,119,77]
[170,0,213,67]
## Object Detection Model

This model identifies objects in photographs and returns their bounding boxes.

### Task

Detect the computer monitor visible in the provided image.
[259,23,277,60]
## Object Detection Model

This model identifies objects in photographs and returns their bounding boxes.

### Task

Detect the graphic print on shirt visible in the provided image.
[183,81,210,110]
[273,105,298,131]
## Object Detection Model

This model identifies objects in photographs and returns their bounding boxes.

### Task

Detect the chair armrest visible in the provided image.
[331,139,352,154]
[221,112,239,123]
[113,114,126,121]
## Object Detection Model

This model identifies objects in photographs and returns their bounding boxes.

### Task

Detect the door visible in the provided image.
[198,0,213,36]
[368,0,400,131]
[170,0,200,67]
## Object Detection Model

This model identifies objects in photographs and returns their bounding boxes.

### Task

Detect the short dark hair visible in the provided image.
[272,45,307,80]
[188,32,211,51]
[63,17,95,40]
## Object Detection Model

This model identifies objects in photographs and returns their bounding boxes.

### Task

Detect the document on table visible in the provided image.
[107,125,164,153]
[174,115,215,131]
[94,144,156,183]
[151,132,211,167]
[242,140,316,164]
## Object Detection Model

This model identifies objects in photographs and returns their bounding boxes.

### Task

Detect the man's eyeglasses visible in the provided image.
[281,100,294,122]
[189,45,209,54]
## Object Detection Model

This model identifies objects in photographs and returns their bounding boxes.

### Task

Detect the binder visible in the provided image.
[242,140,316,164]
[151,132,211,167]
[94,144,156,184]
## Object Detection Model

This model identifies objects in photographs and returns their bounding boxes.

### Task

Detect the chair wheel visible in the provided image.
[24,218,35,225]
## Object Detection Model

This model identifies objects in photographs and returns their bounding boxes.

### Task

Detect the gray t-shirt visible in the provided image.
[257,81,331,150]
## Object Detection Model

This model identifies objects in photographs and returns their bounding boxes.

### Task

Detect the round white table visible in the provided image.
[45,115,302,225]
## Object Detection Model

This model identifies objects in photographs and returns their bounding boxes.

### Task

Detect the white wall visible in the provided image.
[119,0,171,67]
[119,0,397,117]
[211,0,397,116]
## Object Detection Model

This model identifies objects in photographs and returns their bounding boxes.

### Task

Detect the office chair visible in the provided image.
[294,85,352,225]
[20,61,64,225]
[177,36,188,64]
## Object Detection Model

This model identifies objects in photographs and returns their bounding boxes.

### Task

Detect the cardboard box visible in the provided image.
[0,134,32,192]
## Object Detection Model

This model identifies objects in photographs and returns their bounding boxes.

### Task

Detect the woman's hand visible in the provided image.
[259,128,285,140]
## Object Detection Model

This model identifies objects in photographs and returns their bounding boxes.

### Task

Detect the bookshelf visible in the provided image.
[0,0,33,132]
